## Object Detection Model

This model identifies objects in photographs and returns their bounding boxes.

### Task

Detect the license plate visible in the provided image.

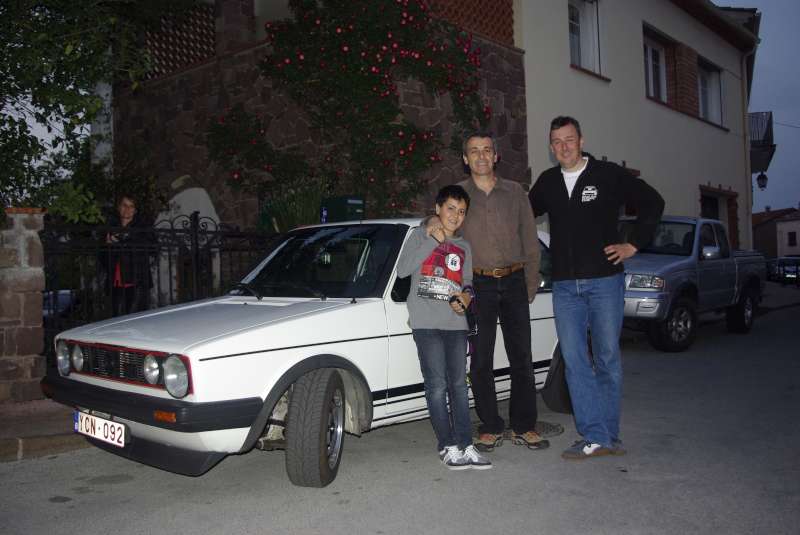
[74,411,126,448]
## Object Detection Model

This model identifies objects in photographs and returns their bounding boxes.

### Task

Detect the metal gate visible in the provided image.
[40,212,280,357]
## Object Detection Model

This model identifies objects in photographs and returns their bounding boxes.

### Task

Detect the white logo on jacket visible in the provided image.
[581,185,598,202]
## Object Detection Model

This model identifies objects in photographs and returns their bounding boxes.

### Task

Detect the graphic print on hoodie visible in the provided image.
[417,241,466,301]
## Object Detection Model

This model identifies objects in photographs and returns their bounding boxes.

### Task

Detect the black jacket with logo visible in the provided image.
[529,156,664,281]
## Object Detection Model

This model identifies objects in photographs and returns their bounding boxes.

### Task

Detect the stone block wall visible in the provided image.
[114,1,528,228]
[0,209,46,403]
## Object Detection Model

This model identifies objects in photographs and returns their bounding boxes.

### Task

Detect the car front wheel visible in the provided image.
[285,368,345,487]
[646,297,697,352]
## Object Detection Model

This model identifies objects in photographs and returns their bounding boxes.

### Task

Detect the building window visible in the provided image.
[568,0,600,73]
[644,38,667,102]
[698,59,723,124]
[701,194,720,221]
[789,231,798,247]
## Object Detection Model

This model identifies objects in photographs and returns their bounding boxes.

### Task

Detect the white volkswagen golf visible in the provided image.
[42,219,559,487]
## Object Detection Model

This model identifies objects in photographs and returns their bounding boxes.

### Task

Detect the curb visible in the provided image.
[0,433,90,463]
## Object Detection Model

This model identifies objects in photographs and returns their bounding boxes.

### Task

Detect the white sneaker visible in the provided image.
[462,444,493,470]
[439,445,470,470]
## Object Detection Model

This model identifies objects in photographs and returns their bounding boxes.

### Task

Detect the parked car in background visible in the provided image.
[767,256,800,283]
[620,216,765,352]
[41,219,559,487]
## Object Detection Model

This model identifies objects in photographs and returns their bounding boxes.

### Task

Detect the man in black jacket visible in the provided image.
[529,116,664,460]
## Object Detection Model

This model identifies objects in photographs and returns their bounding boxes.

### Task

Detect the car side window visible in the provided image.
[714,225,731,258]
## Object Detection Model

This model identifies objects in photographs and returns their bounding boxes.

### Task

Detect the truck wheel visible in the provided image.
[285,369,345,487]
[726,287,757,333]
[647,297,697,352]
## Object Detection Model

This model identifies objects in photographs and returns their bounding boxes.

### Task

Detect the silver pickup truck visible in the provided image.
[620,216,765,352]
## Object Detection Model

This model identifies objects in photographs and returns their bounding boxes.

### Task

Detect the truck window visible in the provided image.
[699,224,716,251]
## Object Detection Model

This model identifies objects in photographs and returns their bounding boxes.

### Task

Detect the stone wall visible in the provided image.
[0,209,45,403]
[114,8,528,228]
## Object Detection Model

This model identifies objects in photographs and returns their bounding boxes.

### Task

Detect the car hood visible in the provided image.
[624,253,692,276]
[58,296,349,353]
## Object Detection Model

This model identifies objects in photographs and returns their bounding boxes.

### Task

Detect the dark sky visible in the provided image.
[720,0,800,212]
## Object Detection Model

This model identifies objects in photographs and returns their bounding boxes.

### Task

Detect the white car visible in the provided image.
[42,219,558,487]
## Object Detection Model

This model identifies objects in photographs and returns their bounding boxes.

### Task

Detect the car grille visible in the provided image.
[82,345,146,383]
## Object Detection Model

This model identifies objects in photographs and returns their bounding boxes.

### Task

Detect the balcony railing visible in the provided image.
[749,111,776,173]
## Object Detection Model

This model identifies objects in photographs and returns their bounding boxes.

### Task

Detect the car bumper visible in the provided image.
[41,373,264,476]
[623,291,668,320]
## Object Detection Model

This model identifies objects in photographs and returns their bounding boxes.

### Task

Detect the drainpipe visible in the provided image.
[740,45,757,249]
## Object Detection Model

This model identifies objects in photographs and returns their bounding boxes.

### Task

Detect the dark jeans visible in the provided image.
[471,270,538,434]
[412,329,472,451]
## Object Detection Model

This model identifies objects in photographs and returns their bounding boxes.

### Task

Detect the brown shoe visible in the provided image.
[473,432,504,452]
[511,430,550,450]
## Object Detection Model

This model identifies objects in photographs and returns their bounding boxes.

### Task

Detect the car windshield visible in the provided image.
[235,224,407,299]
[619,221,695,256]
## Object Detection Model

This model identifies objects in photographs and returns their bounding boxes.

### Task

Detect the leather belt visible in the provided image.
[473,262,524,278]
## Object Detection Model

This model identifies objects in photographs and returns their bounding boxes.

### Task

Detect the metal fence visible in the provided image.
[41,212,280,357]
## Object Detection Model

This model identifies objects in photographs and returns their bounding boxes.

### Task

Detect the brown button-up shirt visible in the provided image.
[458,177,541,301]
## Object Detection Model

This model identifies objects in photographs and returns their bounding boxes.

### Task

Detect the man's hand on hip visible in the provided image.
[604,243,637,265]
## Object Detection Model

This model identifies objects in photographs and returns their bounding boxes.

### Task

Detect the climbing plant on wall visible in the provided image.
[206,0,487,218]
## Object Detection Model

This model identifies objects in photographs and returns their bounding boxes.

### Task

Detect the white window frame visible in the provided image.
[568,0,601,73]
[698,59,723,125]
[644,38,667,102]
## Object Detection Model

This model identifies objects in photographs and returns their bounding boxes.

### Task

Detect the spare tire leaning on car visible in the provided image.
[540,344,573,414]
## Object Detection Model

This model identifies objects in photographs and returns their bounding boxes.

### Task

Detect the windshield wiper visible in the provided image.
[231,282,263,300]
[261,282,326,300]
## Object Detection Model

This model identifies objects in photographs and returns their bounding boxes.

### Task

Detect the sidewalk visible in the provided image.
[2,281,799,463]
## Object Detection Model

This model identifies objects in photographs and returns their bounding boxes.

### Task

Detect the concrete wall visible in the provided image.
[514,0,754,247]
[0,209,45,403]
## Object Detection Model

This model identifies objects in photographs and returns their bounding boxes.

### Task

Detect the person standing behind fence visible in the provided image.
[104,194,154,316]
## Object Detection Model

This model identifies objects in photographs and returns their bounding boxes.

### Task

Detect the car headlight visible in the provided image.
[70,344,85,372]
[629,274,665,290]
[56,340,70,376]
[143,354,160,385]
[163,355,189,398]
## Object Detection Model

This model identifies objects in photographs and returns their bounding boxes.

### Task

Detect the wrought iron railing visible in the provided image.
[40,212,281,358]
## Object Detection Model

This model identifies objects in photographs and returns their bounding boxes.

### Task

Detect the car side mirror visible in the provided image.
[701,246,721,260]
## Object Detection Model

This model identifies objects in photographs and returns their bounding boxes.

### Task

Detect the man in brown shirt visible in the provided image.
[427,132,547,451]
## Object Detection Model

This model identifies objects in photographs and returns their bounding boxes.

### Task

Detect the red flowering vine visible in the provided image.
[209,0,487,218]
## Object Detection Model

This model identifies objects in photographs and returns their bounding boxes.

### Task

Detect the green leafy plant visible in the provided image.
[206,0,487,219]
[47,182,104,224]
[1,0,195,208]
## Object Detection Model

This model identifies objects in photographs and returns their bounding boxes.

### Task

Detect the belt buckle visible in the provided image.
[491,267,504,278]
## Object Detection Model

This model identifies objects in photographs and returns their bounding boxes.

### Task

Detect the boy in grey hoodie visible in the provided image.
[396,185,492,470]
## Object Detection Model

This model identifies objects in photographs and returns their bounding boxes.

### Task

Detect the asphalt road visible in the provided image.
[1,306,798,535]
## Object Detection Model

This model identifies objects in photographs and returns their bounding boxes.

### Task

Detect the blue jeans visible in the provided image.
[412,329,472,451]
[552,273,624,447]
